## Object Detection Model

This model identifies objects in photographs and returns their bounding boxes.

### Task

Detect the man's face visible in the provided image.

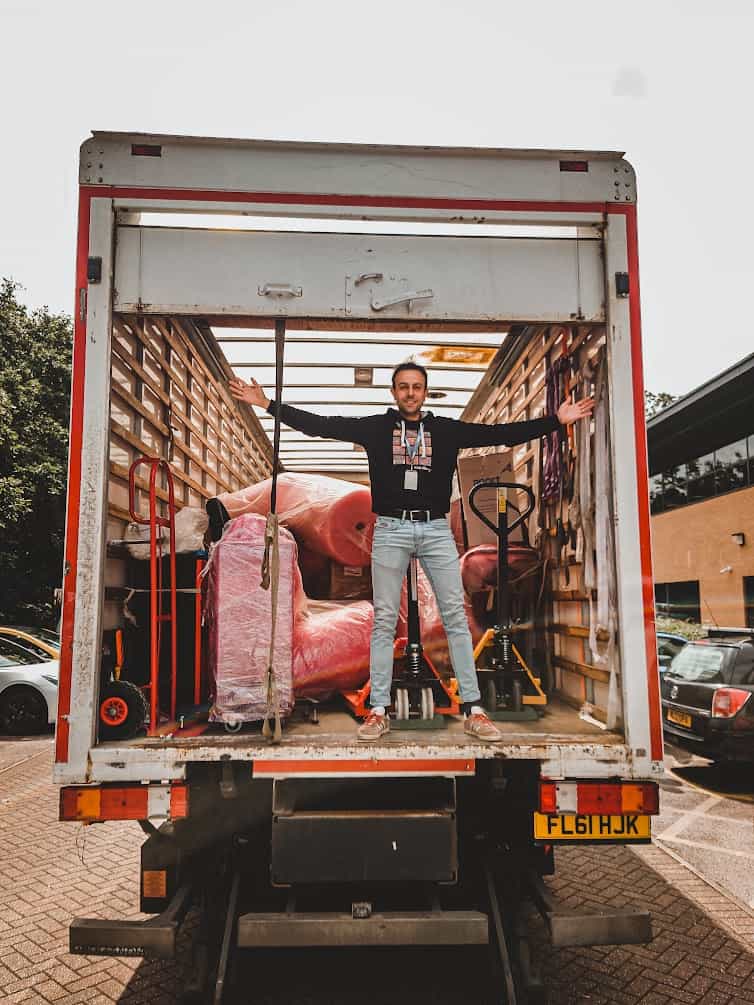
[391,369,428,420]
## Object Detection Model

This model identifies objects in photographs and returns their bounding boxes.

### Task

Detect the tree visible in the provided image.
[0,279,72,623]
[644,389,677,419]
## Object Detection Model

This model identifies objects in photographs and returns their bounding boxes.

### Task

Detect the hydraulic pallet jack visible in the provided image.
[341,554,459,726]
[468,479,547,721]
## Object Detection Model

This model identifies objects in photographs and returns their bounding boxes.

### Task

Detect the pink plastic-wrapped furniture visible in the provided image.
[205,513,299,725]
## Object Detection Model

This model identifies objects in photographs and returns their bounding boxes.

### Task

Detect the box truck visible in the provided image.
[56,132,661,1001]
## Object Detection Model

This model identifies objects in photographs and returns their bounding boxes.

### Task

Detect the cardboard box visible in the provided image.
[456,449,525,548]
[328,561,372,601]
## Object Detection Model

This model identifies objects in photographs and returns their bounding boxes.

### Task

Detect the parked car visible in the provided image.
[661,632,754,763]
[657,631,688,674]
[0,635,58,735]
[0,625,60,661]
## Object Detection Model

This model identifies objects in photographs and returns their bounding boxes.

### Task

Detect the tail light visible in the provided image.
[712,688,751,718]
[539,780,659,815]
[60,783,189,822]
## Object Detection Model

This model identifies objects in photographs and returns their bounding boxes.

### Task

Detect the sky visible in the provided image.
[1,0,752,398]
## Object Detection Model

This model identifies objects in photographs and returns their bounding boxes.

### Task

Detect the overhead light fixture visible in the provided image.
[426,390,448,400]
[731,532,746,547]
[419,346,498,366]
[354,367,374,386]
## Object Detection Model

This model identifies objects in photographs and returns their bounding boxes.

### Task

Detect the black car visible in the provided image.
[661,630,754,763]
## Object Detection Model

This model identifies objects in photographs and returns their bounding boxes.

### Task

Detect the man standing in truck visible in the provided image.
[227,364,593,742]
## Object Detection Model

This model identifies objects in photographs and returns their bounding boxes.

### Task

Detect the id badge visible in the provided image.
[404,468,418,491]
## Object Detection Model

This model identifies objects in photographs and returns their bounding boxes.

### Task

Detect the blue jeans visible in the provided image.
[369,515,481,708]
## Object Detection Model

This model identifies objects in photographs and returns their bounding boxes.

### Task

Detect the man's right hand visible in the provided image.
[229,376,270,410]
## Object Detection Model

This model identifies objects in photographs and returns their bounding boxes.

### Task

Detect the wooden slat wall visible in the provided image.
[460,324,614,721]
[108,315,273,533]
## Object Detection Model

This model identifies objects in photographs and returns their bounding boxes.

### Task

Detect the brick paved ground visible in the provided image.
[1,737,753,1004]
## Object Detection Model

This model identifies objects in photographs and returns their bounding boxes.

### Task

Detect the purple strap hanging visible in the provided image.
[542,355,570,502]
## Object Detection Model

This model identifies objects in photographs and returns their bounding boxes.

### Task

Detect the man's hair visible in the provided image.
[391,361,428,389]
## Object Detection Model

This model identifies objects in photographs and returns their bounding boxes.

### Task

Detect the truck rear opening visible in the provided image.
[55,133,661,998]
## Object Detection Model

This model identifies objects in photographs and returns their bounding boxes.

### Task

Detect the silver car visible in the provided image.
[0,635,58,735]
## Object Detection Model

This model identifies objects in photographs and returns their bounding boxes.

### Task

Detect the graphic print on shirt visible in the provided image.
[392,425,433,469]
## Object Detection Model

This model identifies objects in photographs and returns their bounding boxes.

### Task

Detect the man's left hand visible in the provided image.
[557,396,595,425]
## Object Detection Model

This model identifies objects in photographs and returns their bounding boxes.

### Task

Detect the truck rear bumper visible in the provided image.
[237,909,489,947]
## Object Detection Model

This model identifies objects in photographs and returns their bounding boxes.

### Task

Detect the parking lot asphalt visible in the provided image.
[1,735,753,1004]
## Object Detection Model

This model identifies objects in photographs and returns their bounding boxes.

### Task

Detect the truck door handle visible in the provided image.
[370,288,434,311]
[354,272,383,285]
[258,283,303,298]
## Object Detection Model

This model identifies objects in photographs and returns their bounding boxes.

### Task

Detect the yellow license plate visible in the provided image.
[667,708,692,728]
[533,813,651,843]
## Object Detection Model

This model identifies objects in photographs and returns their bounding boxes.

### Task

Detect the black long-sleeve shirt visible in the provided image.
[266,401,560,515]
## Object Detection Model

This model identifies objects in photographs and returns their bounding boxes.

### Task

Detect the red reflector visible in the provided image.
[559,160,589,173]
[712,688,751,718]
[99,787,149,820]
[170,784,189,818]
[131,144,162,157]
[577,784,622,815]
[539,782,557,813]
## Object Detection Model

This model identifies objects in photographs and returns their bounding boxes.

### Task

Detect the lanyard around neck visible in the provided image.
[401,420,425,464]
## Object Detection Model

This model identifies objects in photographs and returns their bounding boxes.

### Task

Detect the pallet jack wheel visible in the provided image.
[512,679,523,713]
[420,687,435,720]
[483,678,498,714]
[395,688,410,721]
[98,679,148,741]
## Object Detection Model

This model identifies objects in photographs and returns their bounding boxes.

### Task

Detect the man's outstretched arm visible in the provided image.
[452,396,595,449]
[229,376,369,444]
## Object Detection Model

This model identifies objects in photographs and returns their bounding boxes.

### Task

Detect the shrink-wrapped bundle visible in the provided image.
[205,513,299,725]
[293,600,373,699]
[217,473,375,567]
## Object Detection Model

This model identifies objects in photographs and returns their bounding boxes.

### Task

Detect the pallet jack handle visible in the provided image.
[469,480,535,633]
[468,480,535,538]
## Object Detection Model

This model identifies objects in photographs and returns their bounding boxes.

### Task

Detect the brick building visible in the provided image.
[648,352,754,628]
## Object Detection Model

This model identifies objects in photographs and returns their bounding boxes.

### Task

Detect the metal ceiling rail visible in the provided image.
[255,395,466,404]
[216,336,504,349]
[225,382,477,393]
[229,361,489,372]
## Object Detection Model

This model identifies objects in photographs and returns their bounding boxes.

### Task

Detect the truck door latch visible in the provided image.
[371,288,434,311]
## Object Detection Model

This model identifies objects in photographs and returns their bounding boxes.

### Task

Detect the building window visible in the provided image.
[651,432,753,513]
[655,580,701,624]
[649,473,664,514]
[687,452,715,503]
[745,577,754,630]
[663,464,688,510]
[715,439,748,494]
